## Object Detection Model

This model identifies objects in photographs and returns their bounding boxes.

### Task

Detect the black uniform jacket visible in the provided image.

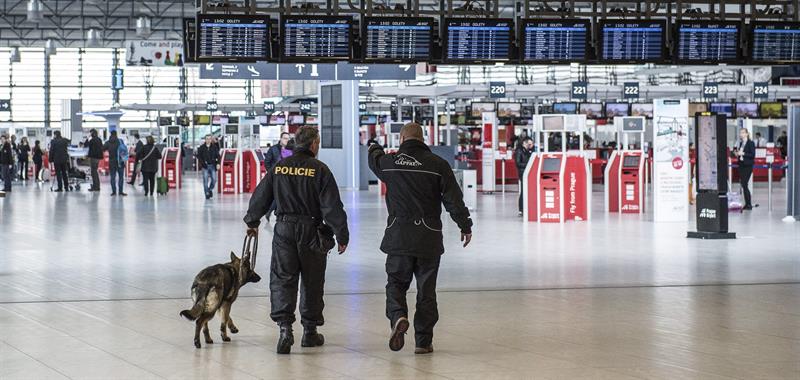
[0,142,12,165]
[49,136,70,164]
[739,140,756,167]
[87,136,104,159]
[368,139,472,257]
[243,147,349,246]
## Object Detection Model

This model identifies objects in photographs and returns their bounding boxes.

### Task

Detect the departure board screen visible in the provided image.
[600,20,666,63]
[195,14,270,62]
[444,18,512,63]
[363,17,433,62]
[281,16,352,61]
[676,22,740,63]
[521,19,589,63]
[751,22,800,63]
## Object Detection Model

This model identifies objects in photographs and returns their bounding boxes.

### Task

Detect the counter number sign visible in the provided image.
[263,101,275,113]
[206,101,218,112]
[489,82,506,98]
[702,82,718,99]
[753,82,769,99]
[623,82,639,99]
[299,100,312,113]
[0,99,10,112]
[571,81,588,100]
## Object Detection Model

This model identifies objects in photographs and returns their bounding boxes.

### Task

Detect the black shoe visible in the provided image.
[54,189,63,192]
[119,192,128,196]
[743,205,753,210]
[389,317,410,352]
[277,325,294,354]
[111,192,117,196]
[414,345,434,355]
[301,328,325,347]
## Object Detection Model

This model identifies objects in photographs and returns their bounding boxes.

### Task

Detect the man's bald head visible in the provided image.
[400,123,424,143]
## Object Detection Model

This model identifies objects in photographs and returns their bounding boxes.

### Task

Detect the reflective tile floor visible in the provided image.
[1,175,799,379]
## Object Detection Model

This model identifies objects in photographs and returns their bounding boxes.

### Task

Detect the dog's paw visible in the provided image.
[222,336,231,342]
[230,327,239,334]
[205,338,214,344]
[194,340,201,349]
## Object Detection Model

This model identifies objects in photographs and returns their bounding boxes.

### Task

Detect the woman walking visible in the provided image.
[17,137,30,180]
[139,136,161,196]
[32,140,44,182]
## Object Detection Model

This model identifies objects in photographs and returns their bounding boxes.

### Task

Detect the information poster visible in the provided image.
[125,40,184,67]
[652,99,689,222]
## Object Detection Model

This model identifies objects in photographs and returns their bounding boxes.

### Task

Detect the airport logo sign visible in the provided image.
[394,154,422,167]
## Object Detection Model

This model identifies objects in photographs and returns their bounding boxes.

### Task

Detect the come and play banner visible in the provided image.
[652,99,690,222]
[124,40,185,67]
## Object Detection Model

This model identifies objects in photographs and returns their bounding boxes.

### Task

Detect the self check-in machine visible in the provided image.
[523,114,591,223]
[688,112,735,239]
[605,116,647,213]
[160,126,182,189]
[240,121,266,193]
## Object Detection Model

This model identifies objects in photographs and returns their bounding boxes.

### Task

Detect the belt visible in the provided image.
[277,214,319,225]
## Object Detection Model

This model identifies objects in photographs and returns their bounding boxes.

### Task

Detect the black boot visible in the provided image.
[277,324,294,354]
[301,327,325,347]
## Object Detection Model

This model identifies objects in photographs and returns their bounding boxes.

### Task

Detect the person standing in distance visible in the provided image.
[368,123,473,355]
[195,134,220,199]
[128,133,144,186]
[103,130,127,196]
[263,132,292,222]
[0,135,12,192]
[243,126,349,355]
[734,128,757,210]
[49,131,70,192]
[515,137,535,216]
[86,129,103,192]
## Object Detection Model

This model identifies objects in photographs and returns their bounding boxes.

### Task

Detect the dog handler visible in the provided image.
[243,126,349,354]
[367,123,473,354]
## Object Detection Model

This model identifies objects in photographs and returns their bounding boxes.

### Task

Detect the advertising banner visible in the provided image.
[124,40,185,67]
[652,99,690,222]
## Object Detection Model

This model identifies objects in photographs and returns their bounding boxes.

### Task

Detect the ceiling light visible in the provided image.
[136,16,152,38]
[26,0,44,23]
[44,39,57,56]
[86,28,102,48]
[9,47,21,63]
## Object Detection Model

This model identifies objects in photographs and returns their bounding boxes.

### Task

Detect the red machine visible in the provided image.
[241,149,267,193]
[160,147,182,189]
[523,153,591,223]
[218,149,242,194]
[605,151,645,213]
[126,146,137,182]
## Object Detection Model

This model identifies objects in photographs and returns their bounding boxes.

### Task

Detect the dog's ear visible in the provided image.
[230,251,239,262]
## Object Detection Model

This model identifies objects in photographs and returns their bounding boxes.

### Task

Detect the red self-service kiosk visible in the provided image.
[218,149,242,194]
[605,151,645,213]
[241,149,266,193]
[126,146,137,182]
[523,153,591,223]
[160,147,182,189]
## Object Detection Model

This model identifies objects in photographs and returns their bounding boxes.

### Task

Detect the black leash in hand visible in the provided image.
[241,234,259,269]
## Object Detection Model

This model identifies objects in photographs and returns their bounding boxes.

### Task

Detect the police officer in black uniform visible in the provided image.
[368,123,473,354]
[244,126,349,355]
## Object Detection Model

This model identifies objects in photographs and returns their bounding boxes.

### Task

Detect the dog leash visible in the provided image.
[242,234,259,269]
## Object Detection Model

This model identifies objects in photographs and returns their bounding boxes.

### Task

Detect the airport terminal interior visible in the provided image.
[1,1,800,379]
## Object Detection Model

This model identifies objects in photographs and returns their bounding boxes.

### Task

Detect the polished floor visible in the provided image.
[1,174,799,379]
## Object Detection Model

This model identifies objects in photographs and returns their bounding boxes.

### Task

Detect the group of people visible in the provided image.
[243,124,472,355]
[0,134,45,192]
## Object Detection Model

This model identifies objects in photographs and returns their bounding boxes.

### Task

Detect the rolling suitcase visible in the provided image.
[156,177,169,195]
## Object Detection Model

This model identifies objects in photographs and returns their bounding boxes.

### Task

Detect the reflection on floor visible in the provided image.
[1,175,798,379]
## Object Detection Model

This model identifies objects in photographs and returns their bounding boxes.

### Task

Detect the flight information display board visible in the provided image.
[520,19,589,63]
[195,14,270,62]
[750,22,800,63]
[281,15,352,61]
[444,18,512,63]
[676,21,740,63]
[600,20,666,63]
[363,17,433,62]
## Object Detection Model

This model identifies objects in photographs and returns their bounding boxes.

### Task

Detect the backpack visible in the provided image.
[117,140,129,163]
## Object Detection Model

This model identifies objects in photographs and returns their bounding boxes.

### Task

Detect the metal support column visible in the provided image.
[44,51,51,128]
[112,49,120,107]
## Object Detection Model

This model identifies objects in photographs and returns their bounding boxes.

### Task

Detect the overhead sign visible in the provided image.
[278,63,336,80]
[299,100,313,113]
[263,101,275,113]
[336,63,416,80]
[111,69,124,90]
[571,81,588,100]
[753,82,769,99]
[702,82,719,99]
[0,99,10,112]
[206,101,218,112]
[489,81,506,98]
[623,82,639,99]
[199,62,278,79]
[124,40,184,67]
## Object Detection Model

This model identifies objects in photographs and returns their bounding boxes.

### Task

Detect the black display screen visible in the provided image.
[600,20,666,63]
[166,150,178,160]
[676,22,740,63]
[281,16,352,62]
[363,17,433,62]
[224,152,236,161]
[751,22,800,63]
[182,18,197,63]
[167,126,181,135]
[521,19,589,63]
[542,157,562,172]
[444,18,512,63]
[196,14,270,62]
[224,125,238,135]
[623,155,641,168]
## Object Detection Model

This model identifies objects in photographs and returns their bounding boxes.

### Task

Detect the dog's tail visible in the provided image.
[180,285,210,321]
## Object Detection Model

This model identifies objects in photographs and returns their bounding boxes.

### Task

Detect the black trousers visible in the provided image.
[385,254,441,347]
[142,171,156,195]
[89,158,100,190]
[18,160,28,180]
[54,162,69,190]
[34,161,42,181]
[130,161,140,184]
[270,221,327,328]
[739,164,753,207]
[1,164,10,191]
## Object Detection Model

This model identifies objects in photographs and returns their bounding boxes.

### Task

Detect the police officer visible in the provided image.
[368,123,473,354]
[243,126,349,355]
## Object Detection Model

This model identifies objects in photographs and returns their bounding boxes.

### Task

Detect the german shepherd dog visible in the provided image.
[180,252,261,348]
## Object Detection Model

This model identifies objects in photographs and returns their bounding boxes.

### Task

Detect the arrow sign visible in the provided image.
[278,64,335,80]
[200,62,277,80]
[336,64,417,80]
[0,99,10,112]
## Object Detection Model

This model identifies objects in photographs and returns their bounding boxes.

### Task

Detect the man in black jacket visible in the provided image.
[244,126,349,355]
[515,137,535,216]
[0,135,13,191]
[127,133,144,186]
[368,123,473,355]
[49,131,70,192]
[195,135,220,199]
[86,129,104,191]
[735,128,758,210]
